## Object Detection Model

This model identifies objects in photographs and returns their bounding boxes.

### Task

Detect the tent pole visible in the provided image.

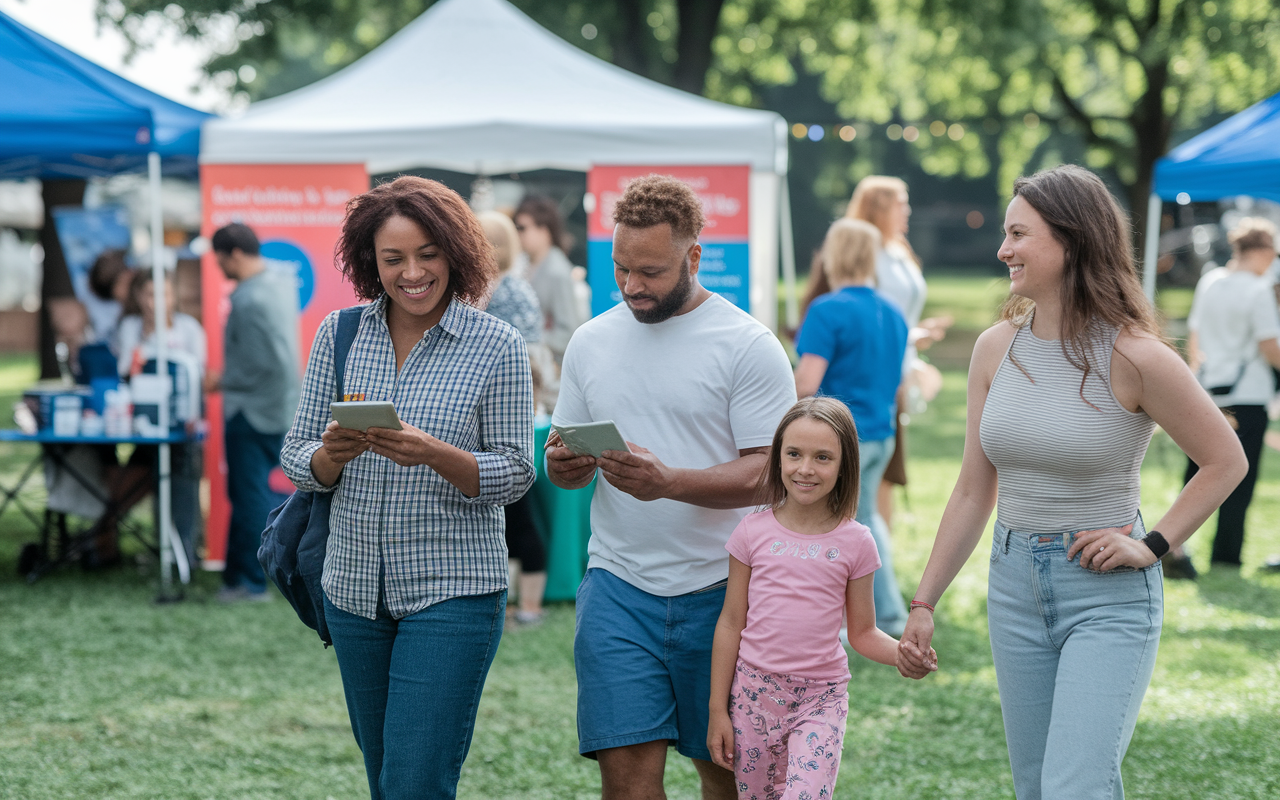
[779,178,798,331]
[149,152,188,592]
[1142,193,1161,302]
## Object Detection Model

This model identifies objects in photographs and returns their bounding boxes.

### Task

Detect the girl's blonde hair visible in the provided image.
[821,218,881,285]
[756,397,861,520]
[477,210,521,275]
[846,175,920,267]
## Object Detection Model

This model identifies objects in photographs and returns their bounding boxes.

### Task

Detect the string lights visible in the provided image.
[786,117,1046,141]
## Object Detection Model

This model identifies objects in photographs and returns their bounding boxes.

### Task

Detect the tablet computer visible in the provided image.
[552,420,628,458]
[330,401,403,432]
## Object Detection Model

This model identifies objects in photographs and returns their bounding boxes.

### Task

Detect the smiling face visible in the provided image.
[375,214,451,329]
[998,195,1066,303]
[779,416,843,509]
[612,222,700,324]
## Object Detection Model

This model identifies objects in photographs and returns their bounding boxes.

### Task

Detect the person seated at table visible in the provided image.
[87,249,137,346]
[97,270,206,568]
[115,270,206,379]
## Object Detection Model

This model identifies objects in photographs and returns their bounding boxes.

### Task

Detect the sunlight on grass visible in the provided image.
[2,275,1277,799]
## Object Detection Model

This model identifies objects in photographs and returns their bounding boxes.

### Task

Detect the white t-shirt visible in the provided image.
[875,242,926,370]
[554,293,797,596]
[114,312,207,378]
[1188,267,1280,406]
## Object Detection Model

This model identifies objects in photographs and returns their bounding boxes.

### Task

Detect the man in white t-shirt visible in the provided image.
[1173,217,1280,577]
[547,175,796,799]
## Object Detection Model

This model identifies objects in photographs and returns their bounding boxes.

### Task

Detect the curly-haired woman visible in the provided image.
[280,176,535,800]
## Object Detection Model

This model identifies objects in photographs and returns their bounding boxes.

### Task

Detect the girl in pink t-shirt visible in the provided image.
[707,397,936,799]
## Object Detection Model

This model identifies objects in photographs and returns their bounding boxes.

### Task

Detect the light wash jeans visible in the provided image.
[856,435,908,634]
[988,519,1163,800]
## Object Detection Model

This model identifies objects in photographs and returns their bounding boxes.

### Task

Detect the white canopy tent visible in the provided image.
[201,0,796,328]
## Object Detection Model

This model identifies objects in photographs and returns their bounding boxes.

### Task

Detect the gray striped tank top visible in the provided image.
[979,321,1155,533]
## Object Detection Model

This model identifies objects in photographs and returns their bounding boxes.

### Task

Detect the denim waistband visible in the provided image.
[995,513,1146,553]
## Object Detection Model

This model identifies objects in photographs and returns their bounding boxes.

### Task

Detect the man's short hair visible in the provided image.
[611,175,705,244]
[211,223,261,256]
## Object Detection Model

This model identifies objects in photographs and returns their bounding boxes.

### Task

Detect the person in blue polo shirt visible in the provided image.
[795,218,909,635]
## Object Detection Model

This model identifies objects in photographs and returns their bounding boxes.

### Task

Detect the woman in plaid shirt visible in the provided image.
[281,176,535,800]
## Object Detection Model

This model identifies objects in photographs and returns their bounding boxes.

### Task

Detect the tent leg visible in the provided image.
[148,152,188,596]
[1142,193,1161,302]
[779,179,798,331]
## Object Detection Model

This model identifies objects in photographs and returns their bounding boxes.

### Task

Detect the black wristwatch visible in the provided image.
[1142,531,1170,559]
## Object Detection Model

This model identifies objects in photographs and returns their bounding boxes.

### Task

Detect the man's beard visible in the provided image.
[624,258,693,324]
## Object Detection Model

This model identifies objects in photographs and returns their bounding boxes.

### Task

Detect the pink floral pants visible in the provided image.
[728,659,848,800]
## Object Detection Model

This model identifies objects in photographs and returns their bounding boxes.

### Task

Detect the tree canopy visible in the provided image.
[100,0,1280,239]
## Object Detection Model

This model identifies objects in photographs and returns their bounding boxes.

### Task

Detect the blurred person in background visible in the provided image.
[1166,217,1280,578]
[794,218,910,636]
[105,269,205,567]
[479,209,551,625]
[281,177,533,799]
[208,222,300,602]
[515,194,585,363]
[86,249,136,344]
[847,176,952,527]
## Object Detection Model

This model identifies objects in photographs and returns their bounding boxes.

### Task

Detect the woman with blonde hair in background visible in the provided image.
[478,209,554,624]
[847,175,951,527]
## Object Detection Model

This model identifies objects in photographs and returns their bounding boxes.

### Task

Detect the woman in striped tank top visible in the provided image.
[895,165,1246,800]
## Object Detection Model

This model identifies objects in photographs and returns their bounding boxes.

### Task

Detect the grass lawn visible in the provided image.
[2,275,1278,798]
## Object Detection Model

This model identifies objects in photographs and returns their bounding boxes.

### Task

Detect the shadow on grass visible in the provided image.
[1193,568,1280,618]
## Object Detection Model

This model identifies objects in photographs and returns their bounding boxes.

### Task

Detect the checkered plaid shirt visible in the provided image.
[281,296,535,620]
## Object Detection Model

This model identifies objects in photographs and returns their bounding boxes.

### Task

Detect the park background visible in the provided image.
[2,0,1280,797]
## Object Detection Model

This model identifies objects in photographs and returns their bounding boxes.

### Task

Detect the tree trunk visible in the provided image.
[1128,62,1172,267]
[610,0,653,79]
[672,0,726,95]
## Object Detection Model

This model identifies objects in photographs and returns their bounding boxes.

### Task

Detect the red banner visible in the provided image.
[587,165,750,240]
[199,163,368,566]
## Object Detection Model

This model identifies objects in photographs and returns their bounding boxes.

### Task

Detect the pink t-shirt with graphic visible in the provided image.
[726,509,881,680]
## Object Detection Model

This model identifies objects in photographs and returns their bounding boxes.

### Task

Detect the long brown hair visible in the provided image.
[756,397,861,520]
[1000,165,1165,403]
[846,175,920,268]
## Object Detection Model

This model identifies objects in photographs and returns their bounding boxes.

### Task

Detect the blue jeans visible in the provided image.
[988,520,1163,800]
[223,412,284,592]
[324,590,506,800]
[857,435,908,633]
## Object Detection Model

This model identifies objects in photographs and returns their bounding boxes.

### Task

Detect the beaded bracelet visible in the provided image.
[909,599,935,613]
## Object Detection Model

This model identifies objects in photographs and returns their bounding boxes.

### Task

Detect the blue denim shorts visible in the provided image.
[574,567,726,761]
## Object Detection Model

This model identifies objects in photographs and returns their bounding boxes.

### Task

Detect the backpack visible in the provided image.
[258,306,363,646]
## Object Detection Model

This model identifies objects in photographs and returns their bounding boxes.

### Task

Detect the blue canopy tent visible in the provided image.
[0,9,210,179]
[1,9,213,587]
[1143,91,1280,297]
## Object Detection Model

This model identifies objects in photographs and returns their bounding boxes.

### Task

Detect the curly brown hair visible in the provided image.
[611,175,705,244]
[336,176,496,303]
